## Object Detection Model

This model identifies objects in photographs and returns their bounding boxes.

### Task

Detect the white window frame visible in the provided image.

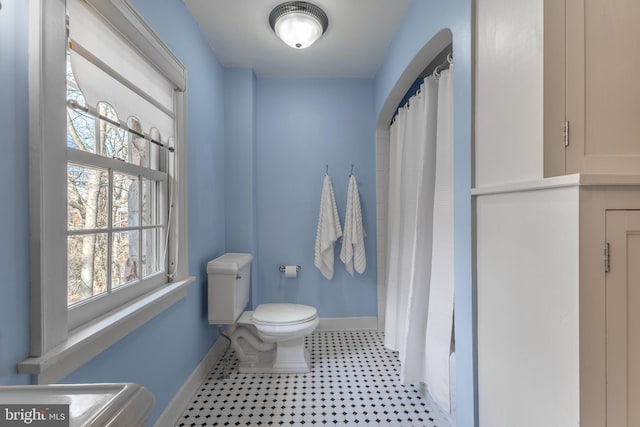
[20,0,193,384]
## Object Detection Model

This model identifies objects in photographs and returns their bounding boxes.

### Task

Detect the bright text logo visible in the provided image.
[0,405,69,427]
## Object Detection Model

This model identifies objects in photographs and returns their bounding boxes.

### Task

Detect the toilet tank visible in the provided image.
[207,253,252,324]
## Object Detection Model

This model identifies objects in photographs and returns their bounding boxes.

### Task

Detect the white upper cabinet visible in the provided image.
[476,0,544,187]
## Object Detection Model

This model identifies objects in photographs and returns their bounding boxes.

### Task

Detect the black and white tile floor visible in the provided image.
[176,331,451,427]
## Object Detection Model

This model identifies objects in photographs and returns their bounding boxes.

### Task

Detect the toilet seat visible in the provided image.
[252,303,317,326]
[249,303,320,345]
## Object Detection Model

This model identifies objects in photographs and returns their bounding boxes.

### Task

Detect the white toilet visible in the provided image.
[207,253,319,374]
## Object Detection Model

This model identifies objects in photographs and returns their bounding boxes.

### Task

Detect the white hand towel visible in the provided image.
[314,175,343,280]
[340,174,366,275]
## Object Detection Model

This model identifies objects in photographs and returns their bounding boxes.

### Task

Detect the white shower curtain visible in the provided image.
[384,65,454,413]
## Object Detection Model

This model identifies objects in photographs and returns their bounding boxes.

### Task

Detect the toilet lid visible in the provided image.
[252,304,317,326]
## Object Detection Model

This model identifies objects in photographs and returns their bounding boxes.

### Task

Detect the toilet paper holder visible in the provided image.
[279,265,301,273]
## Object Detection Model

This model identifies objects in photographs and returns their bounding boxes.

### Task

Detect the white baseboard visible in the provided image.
[153,316,378,426]
[153,335,229,427]
[317,316,378,331]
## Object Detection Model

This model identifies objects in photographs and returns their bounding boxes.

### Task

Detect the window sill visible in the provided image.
[18,276,195,384]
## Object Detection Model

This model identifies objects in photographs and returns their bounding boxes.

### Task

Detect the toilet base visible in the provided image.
[233,330,313,374]
[238,347,312,374]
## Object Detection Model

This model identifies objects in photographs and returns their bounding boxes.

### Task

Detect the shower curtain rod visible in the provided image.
[66,99,175,152]
[433,53,453,79]
[391,53,453,124]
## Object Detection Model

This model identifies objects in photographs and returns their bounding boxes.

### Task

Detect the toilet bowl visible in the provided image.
[207,253,319,374]
[231,303,319,373]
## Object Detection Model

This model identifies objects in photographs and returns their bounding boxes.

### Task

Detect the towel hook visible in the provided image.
[349,164,354,177]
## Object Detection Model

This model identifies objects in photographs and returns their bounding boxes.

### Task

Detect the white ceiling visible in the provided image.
[183,0,411,78]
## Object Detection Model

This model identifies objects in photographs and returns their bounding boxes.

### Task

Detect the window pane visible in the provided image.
[113,173,138,228]
[68,233,108,305]
[67,108,96,152]
[67,54,95,152]
[142,178,159,226]
[142,227,162,278]
[112,230,139,288]
[67,164,108,230]
[99,102,128,160]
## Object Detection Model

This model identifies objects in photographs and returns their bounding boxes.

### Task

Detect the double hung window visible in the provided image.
[22,0,190,383]
[64,0,176,326]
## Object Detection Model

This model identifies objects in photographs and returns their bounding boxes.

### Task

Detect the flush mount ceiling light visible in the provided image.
[269,1,328,49]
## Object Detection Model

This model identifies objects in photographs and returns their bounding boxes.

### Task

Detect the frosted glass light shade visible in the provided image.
[274,12,323,49]
[269,2,328,49]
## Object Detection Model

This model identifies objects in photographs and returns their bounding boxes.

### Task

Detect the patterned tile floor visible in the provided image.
[176,331,451,427]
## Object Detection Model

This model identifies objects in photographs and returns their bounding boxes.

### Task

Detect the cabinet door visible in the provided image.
[606,210,640,427]
[565,0,640,174]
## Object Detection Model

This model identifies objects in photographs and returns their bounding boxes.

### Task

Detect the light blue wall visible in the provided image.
[254,78,377,317]
[375,1,475,426]
[224,68,259,305]
[224,68,257,255]
[0,0,30,387]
